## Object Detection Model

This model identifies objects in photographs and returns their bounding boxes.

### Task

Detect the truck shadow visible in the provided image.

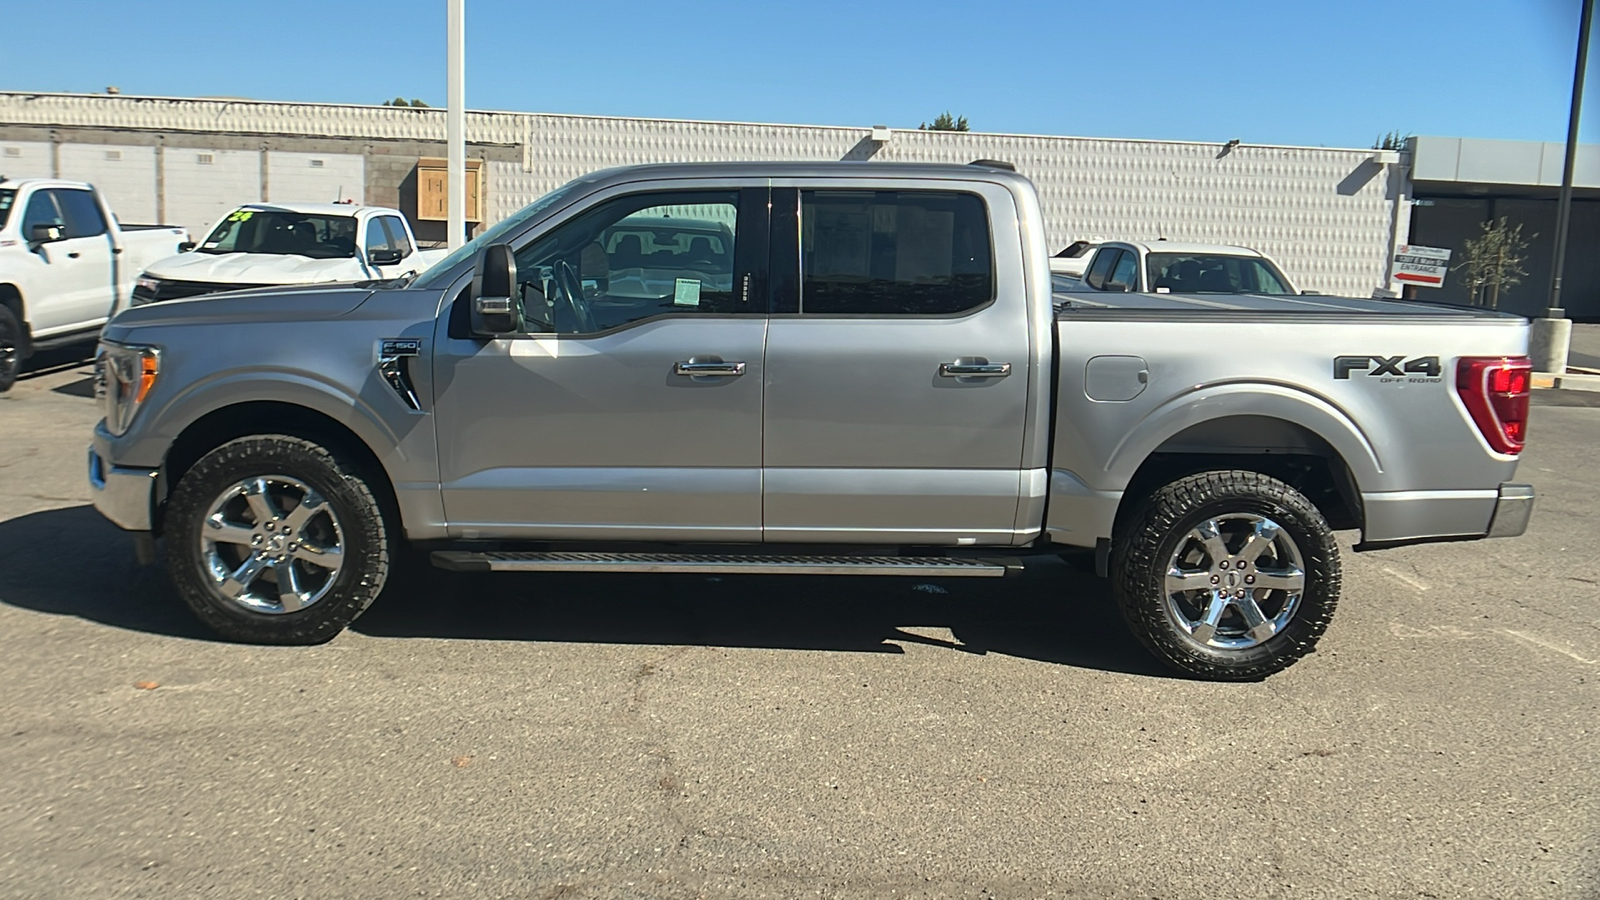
[0,506,1172,679]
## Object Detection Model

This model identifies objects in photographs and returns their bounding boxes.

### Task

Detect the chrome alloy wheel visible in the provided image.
[199,475,345,614]
[1162,513,1306,650]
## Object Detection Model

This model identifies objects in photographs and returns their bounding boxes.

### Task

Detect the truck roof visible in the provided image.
[582,161,1035,187]
[0,177,95,191]
[1106,240,1267,257]
[234,202,390,217]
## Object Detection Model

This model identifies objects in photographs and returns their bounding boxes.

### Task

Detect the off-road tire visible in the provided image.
[165,435,391,644]
[0,304,22,393]
[1112,470,1340,681]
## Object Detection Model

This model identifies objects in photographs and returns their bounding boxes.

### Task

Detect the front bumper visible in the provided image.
[88,445,158,532]
[1485,483,1535,539]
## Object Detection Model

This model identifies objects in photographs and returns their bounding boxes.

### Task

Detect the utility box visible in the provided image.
[415,157,484,222]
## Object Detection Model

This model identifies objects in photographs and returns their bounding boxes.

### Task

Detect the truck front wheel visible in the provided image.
[1112,470,1340,680]
[164,435,392,644]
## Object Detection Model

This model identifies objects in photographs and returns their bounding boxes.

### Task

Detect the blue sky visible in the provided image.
[1,0,1594,148]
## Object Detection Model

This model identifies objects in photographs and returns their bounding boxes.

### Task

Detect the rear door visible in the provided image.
[760,180,1032,544]
[432,183,771,541]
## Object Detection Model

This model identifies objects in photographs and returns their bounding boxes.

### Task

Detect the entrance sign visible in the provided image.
[1393,245,1452,288]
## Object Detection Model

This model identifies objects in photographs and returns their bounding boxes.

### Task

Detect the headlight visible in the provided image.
[131,275,162,306]
[96,341,161,436]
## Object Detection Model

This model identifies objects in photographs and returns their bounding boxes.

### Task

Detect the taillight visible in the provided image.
[1456,356,1532,455]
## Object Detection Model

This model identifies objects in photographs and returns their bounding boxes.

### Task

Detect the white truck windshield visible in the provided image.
[1147,253,1292,294]
[200,209,358,259]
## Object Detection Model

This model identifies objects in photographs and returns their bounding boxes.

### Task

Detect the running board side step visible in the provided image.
[430,551,1022,578]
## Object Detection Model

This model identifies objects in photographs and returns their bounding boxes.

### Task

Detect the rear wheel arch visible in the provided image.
[1113,415,1365,540]
[161,401,402,537]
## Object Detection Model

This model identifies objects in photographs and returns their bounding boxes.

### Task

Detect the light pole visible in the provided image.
[1536,0,1594,375]
[446,0,466,250]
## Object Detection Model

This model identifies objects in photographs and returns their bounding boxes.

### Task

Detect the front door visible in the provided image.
[761,184,1032,545]
[433,186,770,542]
[17,189,114,336]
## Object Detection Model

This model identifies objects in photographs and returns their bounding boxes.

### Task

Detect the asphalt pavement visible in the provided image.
[0,350,1596,899]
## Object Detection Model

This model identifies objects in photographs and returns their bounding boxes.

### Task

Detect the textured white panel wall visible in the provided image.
[0,93,523,145]
[265,151,363,204]
[56,144,158,223]
[164,148,261,237]
[1,93,1403,296]
[0,140,55,178]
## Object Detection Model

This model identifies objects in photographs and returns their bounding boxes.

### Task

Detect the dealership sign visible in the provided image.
[1393,245,1452,288]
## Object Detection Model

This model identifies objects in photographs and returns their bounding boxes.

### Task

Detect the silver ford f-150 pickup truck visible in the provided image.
[89,162,1535,680]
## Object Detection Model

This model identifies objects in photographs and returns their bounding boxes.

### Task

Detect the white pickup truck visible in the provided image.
[0,178,189,392]
[1055,240,1302,297]
[131,202,448,306]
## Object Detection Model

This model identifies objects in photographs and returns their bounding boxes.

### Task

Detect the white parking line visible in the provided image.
[1499,629,1597,665]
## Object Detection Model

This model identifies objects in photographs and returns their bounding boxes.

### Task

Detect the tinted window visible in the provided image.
[21,191,63,235]
[512,190,743,334]
[1106,250,1138,291]
[799,190,992,315]
[365,216,408,257]
[54,189,107,238]
[0,189,16,230]
[1084,248,1118,290]
[1146,253,1293,295]
[380,217,412,253]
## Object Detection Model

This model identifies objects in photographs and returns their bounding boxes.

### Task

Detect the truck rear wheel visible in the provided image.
[0,304,21,393]
[1112,470,1340,680]
[164,435,391,644]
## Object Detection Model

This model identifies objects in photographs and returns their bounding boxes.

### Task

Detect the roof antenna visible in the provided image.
[968,159,1016,172]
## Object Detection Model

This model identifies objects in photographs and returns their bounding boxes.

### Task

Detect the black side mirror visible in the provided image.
[369,248,404,266]
[470,243,518,335]
[29,223,63,244]
[178,241,196,253]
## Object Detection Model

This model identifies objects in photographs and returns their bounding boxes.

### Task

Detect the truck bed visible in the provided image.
[1054,290,1518,319]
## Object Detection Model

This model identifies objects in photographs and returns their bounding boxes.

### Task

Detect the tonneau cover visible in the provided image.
[1054,289,1517,318]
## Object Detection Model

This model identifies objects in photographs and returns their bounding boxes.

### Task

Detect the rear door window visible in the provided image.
[53,189,108,238]
[797,190,993,315]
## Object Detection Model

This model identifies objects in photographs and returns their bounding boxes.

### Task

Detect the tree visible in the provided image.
[1373,130,1411,151]
[381,97,430,108]
[919,112,970,132]
[1456,217,1533,309]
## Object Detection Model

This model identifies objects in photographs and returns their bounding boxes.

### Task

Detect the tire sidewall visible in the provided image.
[165,436,389,644]
[1116,472,1340,680]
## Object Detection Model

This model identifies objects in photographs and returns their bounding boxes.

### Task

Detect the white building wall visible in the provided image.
[0,140,55,179]
[0,92,1407,296]
[265,151,364,204]
[163,148,261,237]
[56,143,159,223]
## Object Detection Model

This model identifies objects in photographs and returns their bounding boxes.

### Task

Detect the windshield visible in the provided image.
[199,209,358,259]
[413,178,592,289]
[1146,253,1293,294]
[0,189,15,230]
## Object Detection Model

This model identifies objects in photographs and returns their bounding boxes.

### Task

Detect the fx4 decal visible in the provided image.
[1334,355,1443,382]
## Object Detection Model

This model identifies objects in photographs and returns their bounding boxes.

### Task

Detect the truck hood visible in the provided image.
[144,251,369,285]
[104,284,376,338]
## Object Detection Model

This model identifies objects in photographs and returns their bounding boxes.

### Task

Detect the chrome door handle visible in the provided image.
[940,361,1011,378]
[674,360,746,376]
